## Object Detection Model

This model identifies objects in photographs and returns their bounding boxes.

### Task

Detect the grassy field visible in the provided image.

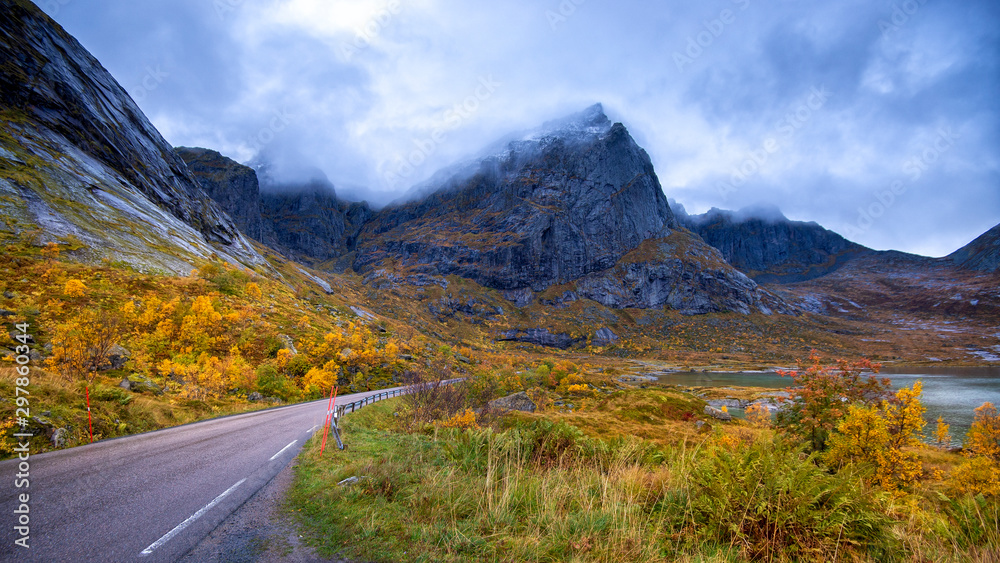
[288,389,999,562]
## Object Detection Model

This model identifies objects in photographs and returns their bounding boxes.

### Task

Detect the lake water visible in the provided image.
[652,366,1000,440]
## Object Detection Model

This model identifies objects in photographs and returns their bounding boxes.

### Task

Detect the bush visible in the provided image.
[402,373,468,425]
[255,364,294,401]
[948,457,1000,498]
[825,382,926,491]
[966,402,1000,461]
[684,437,899,561]
[776,353,891,452]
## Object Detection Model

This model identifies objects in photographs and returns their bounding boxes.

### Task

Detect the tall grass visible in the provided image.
[290,401,920,562]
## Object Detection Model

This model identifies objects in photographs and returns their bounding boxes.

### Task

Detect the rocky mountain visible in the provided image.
[674,204,868,283]
[354,104,677,289]
[349,105,786,315]
[0,1,261,272]
[254,161,373,266]
[949,222,1000,273]
[177,148,373,266]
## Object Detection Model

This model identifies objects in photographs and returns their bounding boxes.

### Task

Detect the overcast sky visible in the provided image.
[43,0,998,257]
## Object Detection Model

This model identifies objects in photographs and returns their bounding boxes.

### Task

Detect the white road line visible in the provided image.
[307,425,319,433]
[269,440,298,461]
[139,478,247,556]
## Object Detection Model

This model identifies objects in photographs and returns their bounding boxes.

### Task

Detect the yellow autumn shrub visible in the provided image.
[63,279,87,297]
[442,409,477,429]
[825,382,925,491]
[966,402,1000,461]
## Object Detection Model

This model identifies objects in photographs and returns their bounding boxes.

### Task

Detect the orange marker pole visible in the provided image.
[320,385,338,454]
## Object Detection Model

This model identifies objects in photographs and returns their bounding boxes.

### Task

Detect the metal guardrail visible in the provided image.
[328,379,464,450]
[328,387,411,450]
[335,387,407,420]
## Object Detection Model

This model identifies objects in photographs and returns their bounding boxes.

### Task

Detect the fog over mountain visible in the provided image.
[41,0,1000,257]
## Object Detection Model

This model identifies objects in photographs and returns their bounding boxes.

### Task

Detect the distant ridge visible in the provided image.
[949,222,1000,273]
[674,204,868,283]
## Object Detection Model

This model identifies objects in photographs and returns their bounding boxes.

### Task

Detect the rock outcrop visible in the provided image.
[592,327,619,347]
[574,234,794,315]
[497,328,583,349]
[176,148,373,265]
[259,184,371,263]
[488,391,537,413]
[175,147,265,241]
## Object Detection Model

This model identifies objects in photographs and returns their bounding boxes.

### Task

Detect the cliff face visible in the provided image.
[175,147,264,241]
[949,223,1000,273]
[177,148,372,265]
[678,206,867,283]
[259,185,372,264]
[574,234,793,315]
[0,0,261,271]
[354,104,677,291]
[343,105,788,314]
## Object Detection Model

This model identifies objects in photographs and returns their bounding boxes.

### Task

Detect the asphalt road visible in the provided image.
[0,386,412,563]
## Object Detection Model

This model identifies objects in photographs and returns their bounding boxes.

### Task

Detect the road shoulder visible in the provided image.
[181,458,365,563]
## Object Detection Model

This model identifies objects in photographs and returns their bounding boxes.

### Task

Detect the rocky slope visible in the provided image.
[949,222,1000,273]
[0,0,261,272]
[675,204,867,283]
[574,233,793,315]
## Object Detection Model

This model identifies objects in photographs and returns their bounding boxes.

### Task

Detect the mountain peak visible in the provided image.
[534,103,612,140]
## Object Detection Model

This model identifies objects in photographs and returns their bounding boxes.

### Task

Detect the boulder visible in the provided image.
[704,405,732,421]
[488,391,537,413]
[104,344,130,370]
[50,427,67,448]
[248,391,263,402]
[707,399,745,409]
[122,376,162,394]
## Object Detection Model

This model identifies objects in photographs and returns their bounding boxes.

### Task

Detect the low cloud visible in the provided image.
[43,0,999,256]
